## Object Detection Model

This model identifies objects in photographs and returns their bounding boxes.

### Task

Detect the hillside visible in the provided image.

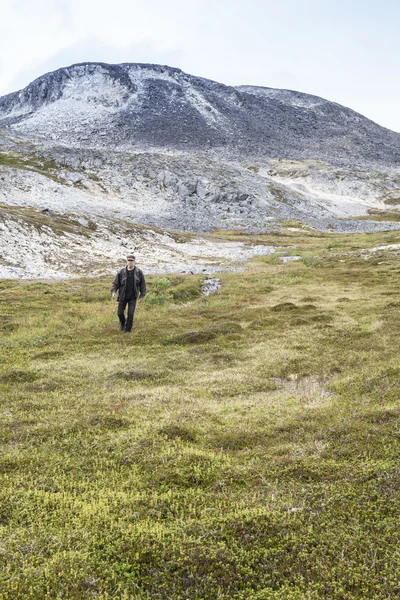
[1,63,400,278]
[2,63,400,599]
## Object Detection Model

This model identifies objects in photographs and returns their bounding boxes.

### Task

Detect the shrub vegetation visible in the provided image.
[1,228,400,598]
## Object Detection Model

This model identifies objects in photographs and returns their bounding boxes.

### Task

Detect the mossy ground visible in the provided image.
[1,229,400,599]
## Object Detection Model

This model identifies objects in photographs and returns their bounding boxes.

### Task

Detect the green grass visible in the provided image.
[1,231,400,598]
[354,209,400,222]
[0,151,65,183]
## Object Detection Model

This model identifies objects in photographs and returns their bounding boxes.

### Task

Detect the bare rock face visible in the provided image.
[1,62,400,167]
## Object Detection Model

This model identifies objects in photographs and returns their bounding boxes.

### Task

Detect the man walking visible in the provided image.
[111,255,146,333]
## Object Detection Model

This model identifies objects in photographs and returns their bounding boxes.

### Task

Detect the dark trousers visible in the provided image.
[118,298,137,332]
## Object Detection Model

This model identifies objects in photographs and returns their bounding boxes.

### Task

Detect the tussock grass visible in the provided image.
[1,230,400,598]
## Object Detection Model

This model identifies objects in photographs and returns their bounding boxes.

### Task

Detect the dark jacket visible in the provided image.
[111,267,146,302]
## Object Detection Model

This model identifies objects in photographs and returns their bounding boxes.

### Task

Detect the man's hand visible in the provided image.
[112,292,117,299]
[138,297,143,303]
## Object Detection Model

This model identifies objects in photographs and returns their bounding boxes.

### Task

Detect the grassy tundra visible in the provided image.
[1,227,400,599]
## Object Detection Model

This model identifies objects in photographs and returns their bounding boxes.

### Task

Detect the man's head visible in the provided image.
[126,254,136,269]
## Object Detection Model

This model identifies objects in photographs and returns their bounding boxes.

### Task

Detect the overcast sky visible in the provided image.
[1,0,399,131]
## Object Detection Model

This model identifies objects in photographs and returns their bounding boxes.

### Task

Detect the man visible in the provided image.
[111,255,146,333]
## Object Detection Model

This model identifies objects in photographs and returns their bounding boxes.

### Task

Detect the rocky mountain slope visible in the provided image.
[1,62,400,166]
[1,62,400,278]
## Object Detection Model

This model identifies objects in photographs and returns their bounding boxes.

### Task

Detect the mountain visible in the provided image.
[1,62,400,167]
[1,62,400,278]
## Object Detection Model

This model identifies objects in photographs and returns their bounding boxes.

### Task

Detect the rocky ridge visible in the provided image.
[0,201,276,279]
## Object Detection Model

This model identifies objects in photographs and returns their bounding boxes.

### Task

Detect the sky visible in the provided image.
[1,0,400,132]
